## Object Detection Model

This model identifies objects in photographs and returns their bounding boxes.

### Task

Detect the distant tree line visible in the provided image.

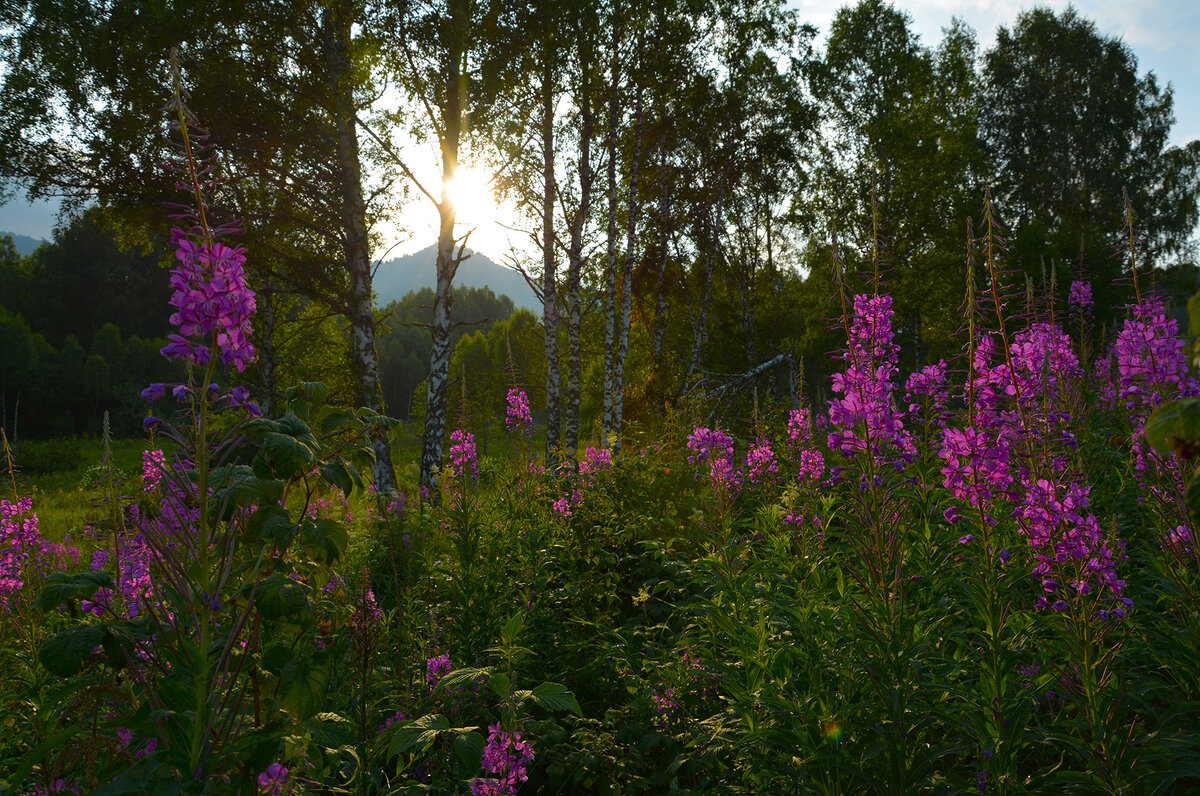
[0,221,182,438]
[2,0,1198,484]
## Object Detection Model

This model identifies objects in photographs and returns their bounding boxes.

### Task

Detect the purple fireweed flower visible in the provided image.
[1,498,80,611]
[377,709,407,733]
[162,228,256,372]
[652,686,680,728]
[257,763,289,795]
[744,439,779,485]
[470,722,535,795]
[448,429,479,482]
[1113,298,1193,416]
[1014,477,1130,618]
[905,360,950,427]
[426,652,452,689]
[828,294,915,465]
[142,449,167,493]
[350,589,383,628]
[505,388,534,436]
[579,446,613,479]
[1166,524,1195,554]
[686,426,741,493]
[1068,280,1093,324]
[938,425,1014,523]
[786,409,825,482]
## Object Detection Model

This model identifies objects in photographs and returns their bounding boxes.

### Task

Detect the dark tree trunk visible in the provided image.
[325,2,397,493]
[612,80,644,457]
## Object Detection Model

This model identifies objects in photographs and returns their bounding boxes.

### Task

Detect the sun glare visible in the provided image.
[441,168,518,258]
[445,169,496,224]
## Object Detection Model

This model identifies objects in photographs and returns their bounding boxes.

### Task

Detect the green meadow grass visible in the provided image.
[2,436,149,542]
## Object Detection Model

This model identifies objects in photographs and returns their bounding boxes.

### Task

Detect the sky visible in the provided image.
[1,0,1198,253]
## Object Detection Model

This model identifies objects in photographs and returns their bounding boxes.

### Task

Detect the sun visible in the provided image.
[443,168,513,256]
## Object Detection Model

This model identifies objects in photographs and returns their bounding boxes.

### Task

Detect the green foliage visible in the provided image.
[377,286,517,421]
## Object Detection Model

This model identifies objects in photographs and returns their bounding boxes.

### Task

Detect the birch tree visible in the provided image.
[0,0,404,490]
[385,0,523,493]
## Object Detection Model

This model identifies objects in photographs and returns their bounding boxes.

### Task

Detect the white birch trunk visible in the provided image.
[325,2,397,493]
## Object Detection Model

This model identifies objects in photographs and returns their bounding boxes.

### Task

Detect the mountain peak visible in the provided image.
[374,244,538,310]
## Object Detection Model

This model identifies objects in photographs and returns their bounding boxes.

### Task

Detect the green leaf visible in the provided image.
[278,649,332,720]
[453,730,485,769]
[388,714,449,756]
[529,682,582,716]
[254,574,310,622]
[1186,476,1200,526]
[320,460,355,496]
[242,418,282,438]
[500,611,525,647]
[293,381,328,406]
[489,671,511,700]
[435,667,489,693]
[99,621,151,669]
[37,571,116,613]
[298,518,348,564]
[320,410,358,436]
[244,504,298,548]
[264,432,314,479]
[275,411,317,442]
[40,623,106,676]
[226,474,285,507]
[260,643,295,676]
[1145,398,1200,456]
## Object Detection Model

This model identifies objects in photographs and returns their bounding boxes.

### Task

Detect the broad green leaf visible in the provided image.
[320,410,358,436]
[1145,398,1200,456]
[292,381,328,406]
[254,574,310,622]
[435,667,489,693]
[500,612,525,647]
[529,682,582,715]
[489,671,511,700]
[260,643,295,676]
[388,714,449,756]
[244,504,298,548]
[453,730,485,769]
[40,624,106,676]
[298,518,347,564]
[264,432,313,479]
[1186,476,1200,525]
[278,649,332,720]
[320,460,355,496]
[225,474,285,507]
[99,621,150,669]
[37,571,116,613]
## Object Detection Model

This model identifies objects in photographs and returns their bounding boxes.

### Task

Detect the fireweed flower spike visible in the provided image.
[470,723,535,796]
[1068,280,1093,324]
[686,426,740,493]
[828,293,915,467]
[786,408,825,483]
[449,430,479,482]
[161,229,257,372]
[505,388,534,437]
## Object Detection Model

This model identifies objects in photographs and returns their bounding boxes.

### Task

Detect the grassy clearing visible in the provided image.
[2,436,150,542]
